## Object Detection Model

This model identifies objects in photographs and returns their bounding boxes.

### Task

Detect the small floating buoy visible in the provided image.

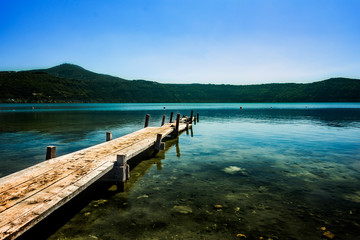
[32,106,34,110]
[240,106,242,110]
[163,106,166,110]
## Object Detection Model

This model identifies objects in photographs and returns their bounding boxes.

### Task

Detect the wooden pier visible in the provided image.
[0,113,197,240]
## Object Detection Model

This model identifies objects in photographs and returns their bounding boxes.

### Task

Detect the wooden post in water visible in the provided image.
[114,155,130,183]
[155,133,165,151]
[186,122,189,135]
[161,115,166,126]
[197,112,199,122]
[169,112,174,123]
[106,132,112,141]
[175,113,180,136]
[144,114,150,128]
[190,110,194,124]
[46,146,56,160]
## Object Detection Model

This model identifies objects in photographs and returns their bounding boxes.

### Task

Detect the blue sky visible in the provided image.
[1,0,359,84]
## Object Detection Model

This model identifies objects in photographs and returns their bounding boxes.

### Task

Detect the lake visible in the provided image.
[1,103,360,239]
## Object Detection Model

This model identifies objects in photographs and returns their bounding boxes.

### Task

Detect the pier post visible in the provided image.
[190,110,194,124]
[174,113,180,136]
[186,122,189,135]
[170,112,174,123]
[106,132,112,141]
[155,133,165,151]
[144,114,150,128]
[161,115,166,126]
[46,146,56,160]
[197,113,199,122]
[114,155,130,183]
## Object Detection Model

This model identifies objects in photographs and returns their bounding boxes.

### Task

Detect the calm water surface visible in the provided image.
[1,103,360,239]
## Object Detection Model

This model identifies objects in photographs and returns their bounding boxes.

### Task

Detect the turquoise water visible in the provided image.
[1,102,360,113]
[1,103,360,239]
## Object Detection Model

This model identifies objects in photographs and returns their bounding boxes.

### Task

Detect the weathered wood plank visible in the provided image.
[0,120,190,240]
[0,127,162,192]
[0,126,173,209]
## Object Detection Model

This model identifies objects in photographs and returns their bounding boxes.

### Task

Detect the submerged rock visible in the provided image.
[323,231,335,239]
[108,185,117,192]
[258,186,268,193]
[236,233,247,238]
[93,199,108,205]
[173,205,193,214]
[223,166,247,175]
[137,194,149,199]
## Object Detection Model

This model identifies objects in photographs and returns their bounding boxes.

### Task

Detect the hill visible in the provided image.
[1,64,359,103]
[36,63,128,83]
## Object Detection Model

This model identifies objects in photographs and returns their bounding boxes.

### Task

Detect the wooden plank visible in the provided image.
[0,127,163,213]
[0,127,167,211]
[0,127,163,192]
[0,121,189,240]
[0,161,114,240]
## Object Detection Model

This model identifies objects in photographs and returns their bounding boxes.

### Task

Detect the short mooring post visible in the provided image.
[114,155,130,183]
[161,115,166,126]
[169,112,174,123]
[186,122,189,135]
[190,110,194,124]
[46,146,56,160]
[197,112,199,122]
[144,114,150,128]
[106,132,112,141]
[155,133,165,151]
[175,113,180,136]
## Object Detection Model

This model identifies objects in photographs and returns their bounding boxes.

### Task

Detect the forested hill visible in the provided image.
[1,64,359,103]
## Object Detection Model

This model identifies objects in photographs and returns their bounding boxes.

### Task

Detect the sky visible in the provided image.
[0,0,359,84]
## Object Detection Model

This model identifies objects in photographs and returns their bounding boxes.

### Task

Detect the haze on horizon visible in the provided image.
[1,0,359,85]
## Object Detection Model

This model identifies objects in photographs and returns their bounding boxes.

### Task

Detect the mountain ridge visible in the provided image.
[1,64,359,103]
[33,63,128,83]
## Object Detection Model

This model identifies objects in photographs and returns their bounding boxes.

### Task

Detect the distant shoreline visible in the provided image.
[1,64,360,103]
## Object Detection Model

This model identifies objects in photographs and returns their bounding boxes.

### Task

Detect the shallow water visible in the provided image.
[1,103,360,239]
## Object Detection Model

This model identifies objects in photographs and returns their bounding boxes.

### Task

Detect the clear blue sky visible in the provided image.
[1,0,359,84]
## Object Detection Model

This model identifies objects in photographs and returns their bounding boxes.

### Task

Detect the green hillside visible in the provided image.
[1,64,359,103]
[37,63,128,83]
